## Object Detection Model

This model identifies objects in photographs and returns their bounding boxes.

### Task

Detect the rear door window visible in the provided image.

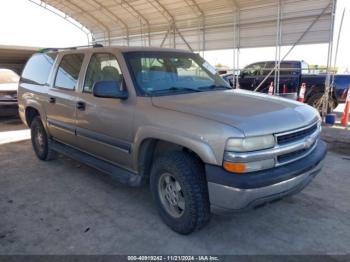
[262,62,275,75]
[54,54,84,90]
[280,62,299,75]
[21,53,57,85]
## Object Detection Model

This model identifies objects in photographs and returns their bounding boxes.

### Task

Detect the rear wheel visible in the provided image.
[307,93,336,115]
[30,116,56,161]
[150,151,211,234]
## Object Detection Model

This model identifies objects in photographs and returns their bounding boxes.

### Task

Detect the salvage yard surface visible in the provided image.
[0,118,350,255]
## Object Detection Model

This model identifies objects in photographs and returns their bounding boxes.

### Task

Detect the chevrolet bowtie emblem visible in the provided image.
[304,137,314,149]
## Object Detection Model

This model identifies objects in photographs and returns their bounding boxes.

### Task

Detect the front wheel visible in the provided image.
[150,151,211,234]
[30,116,56,161]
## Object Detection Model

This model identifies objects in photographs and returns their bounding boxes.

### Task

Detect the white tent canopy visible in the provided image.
[36,0,334,51]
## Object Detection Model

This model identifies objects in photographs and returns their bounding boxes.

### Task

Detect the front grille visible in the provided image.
[0,91,17,102]
[277,123,318,145]
[278,148,308,163]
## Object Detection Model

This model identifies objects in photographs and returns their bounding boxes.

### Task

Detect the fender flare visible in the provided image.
[132,126,219,169]
[22,99,48,132]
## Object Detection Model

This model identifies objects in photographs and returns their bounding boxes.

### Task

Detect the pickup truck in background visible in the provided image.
[222,60,350,112]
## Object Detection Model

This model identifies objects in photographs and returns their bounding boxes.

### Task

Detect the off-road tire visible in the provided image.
[150,151,211,234]
[30,116,56,161]
[307,93,336,115]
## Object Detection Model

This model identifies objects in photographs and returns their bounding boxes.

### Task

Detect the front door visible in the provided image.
[75,52,134,168]
[46,53,84,146]
[239,62,265,91]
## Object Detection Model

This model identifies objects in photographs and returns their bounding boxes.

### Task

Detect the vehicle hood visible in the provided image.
[0,83,18,92]
[151,89,319,136]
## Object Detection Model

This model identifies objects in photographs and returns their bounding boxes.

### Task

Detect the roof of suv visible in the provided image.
[41,46,192,55]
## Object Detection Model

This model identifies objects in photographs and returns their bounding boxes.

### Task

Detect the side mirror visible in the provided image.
[93,80,128,99]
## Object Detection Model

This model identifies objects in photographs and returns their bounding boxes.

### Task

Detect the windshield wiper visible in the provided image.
[198,84,231,90]
[151,86,202,94]
[169,86,203,92]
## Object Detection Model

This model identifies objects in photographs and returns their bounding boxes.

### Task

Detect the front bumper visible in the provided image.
[206,140,327,213]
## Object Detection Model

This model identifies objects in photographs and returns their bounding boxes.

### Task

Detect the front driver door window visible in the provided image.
[76,53,132,167]
[83,53,123,93]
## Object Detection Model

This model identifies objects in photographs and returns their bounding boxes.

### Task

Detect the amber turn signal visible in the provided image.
[223,161,246,173]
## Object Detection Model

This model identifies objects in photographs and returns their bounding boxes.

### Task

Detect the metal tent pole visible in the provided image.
[236,9,241,89]
[254,2,332,92]
[331,8,345,88]
[322,0,337,117]
[274,0,282,94]
[233,10,237,87]
[277,0,282,94]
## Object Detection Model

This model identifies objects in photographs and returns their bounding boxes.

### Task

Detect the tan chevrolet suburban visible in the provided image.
[18,46,327,234]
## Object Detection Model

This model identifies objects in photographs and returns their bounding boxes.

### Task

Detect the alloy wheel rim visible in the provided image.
[158,173,185,218]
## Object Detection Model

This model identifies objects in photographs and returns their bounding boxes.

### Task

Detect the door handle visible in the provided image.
[76,101,86,110]
[49,97,56,104]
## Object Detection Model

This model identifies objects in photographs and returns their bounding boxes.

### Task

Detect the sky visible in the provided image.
[0,0,349,72]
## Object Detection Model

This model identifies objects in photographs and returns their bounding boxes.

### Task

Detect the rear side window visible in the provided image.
[54,54,84,90]
[263,62,274,75]
[21,53,56,85]
[280,62,299,75]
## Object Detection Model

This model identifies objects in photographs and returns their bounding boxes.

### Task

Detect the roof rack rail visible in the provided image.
[38,43,104,53]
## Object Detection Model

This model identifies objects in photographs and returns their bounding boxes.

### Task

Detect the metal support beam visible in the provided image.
[232,0,240,87]
[254,2,332,92]
[119,0,152,46]
[322,0,337,117]
[182,0,204,51]
[90,0,130,46]
[331,8,346,87]
[176,28,194,52]
[274,0,282,94]
[202,16,206,57]
[146,0,174,48]
[160,28,171,47]
[148,0,174,24]
[64,0,112,46]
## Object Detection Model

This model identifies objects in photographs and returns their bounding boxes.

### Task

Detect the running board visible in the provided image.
[49,139,143,187]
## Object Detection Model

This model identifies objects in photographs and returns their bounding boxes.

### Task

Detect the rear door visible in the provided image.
[46,53,84,146]
[75,52,134,168]
[258,62,274,93]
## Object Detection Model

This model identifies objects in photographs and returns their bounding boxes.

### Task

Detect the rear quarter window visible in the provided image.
[54,53,84,90]
[21,53,57,85]
[280,62,300,75]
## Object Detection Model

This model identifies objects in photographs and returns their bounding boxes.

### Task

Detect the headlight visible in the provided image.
[225,135,275,152]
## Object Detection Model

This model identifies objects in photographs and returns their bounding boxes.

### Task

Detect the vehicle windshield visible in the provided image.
[124,51,231,96]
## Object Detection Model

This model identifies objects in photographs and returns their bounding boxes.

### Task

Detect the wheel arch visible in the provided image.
[23,102,49,133]
[133,128,218,182]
